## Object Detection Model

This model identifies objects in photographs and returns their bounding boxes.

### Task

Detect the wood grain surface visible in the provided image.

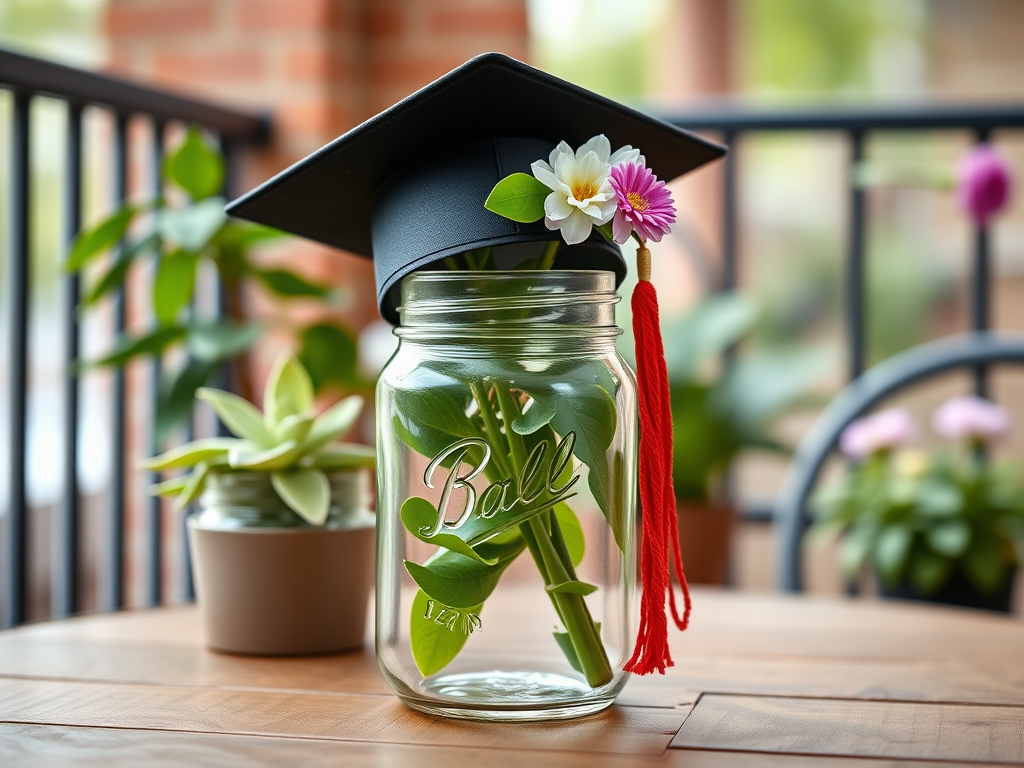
[0,588,1021,766]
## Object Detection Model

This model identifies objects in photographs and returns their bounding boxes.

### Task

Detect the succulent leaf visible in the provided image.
[148,476,189,497]
[309,443,377,469]
[228,440,302,470]
[305,395,364,452]
[277,413,316,445]
[272,468,330,525]
[264,352,315,427]
[196,387,276,446]
[140,437,238,471]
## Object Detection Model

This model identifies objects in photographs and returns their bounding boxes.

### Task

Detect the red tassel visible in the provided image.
[623,244,691,676]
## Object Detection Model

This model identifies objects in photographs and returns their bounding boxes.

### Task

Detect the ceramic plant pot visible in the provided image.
[188,469,375,655]
[675,500,735,585]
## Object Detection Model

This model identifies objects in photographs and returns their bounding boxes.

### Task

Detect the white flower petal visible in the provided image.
[544,216,560,231]
[544,192,574,221]
[558,209,593,245]
[549,141,574,167]
[553,150,578,184]
[578,135,611,163]
[610,145,641,166]
[592,198,618,222]
[532,161,568,194]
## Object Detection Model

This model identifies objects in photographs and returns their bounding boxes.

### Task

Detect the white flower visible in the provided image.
[530,135,640,245]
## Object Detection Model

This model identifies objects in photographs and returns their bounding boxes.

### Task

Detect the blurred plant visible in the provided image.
[66,126,366,441]
[812,399,1024,597]
[664,293,827,502]
[143,353,374,525]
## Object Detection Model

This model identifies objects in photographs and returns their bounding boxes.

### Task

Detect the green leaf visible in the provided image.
[141,437,238,470]
[401,496,502,565]
[511,397,557,435]
[156,357,218,443]
[925,521,971,558]
[67,205,136,271]
[271,468,330,525]
[196,387,275,446]
[916,483,962,518]
[840,519,879,578]
[276,413,315,445]
[404,548,518,609]
[264,353,315,427]
[484,172,549,223]
[392,372,477,460]
[89,326,188,368]
[963,532,1010,593]
[546,580,598,596]
[304,395,364,452]
[298,322,360,393]
[174,462,211,510]
[873,523,913,585]
[254,268,332,298]
[228,440,302,471]
[553,622,602,675]
[188,322,261,362]
[662,294,758,382]
[153,249,199,325]
[82,233,159,306]
[410,589,482,677]
[554,503,585,568]
[148,476,189,497]
[157,198,226,250]
[908,547,952,595]
[309,444,376,469]
[165,125,224,200]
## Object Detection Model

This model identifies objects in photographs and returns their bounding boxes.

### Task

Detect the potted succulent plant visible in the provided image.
[665,293,825,583]
[812,398,1024,613]
[144,353,377,654]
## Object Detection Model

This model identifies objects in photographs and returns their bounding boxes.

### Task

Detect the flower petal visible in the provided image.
[549,141,574,167]
[612,210,632,243]
[544,192,574,221]
[577,135,611,164]
[610,145,641,166]
[558,209,593,245]
[532,161,568,194]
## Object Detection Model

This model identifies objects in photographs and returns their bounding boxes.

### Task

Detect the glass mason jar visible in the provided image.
[375,270,638,721]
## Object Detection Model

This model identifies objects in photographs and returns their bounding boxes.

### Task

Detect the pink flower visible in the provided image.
[608,160,676,244]
[957,144,1012,226]
[933,395,1010,443]
[839,409,916,459]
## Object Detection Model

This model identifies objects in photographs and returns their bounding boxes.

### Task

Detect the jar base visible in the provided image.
[399,670,617,722]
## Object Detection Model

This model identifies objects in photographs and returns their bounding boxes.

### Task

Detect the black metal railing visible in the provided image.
[666,104,1024,582]
[0,47,269,628]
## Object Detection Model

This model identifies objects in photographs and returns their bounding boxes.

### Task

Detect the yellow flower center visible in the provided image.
[626,192,649,211]
[572,181,598,202]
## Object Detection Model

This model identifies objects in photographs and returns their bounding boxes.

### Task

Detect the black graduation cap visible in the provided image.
[225,53,725,324]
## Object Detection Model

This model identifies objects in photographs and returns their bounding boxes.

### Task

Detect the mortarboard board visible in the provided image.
[224,52,725,324]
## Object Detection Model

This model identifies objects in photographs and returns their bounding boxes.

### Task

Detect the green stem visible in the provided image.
[537,240,559,271]
[469,382,514,481]
[494,385,612,688]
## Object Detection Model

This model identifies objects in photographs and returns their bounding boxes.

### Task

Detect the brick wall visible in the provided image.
[106,0,529,330]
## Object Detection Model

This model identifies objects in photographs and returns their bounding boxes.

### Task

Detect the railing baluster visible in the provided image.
[972,127,992,399]
[2,92,32,629]
[720,130,738,293]
[846,130,867,381]
[146,121,166,607]
[107,113,129,612]
[53,103,84,619]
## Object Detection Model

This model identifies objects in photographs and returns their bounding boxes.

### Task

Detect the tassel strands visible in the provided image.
[624,242,691,676]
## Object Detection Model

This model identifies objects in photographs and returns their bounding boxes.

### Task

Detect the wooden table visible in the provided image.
[0,588,1022,766]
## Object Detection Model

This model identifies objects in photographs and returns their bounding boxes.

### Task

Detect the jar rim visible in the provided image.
[398,269,620,331]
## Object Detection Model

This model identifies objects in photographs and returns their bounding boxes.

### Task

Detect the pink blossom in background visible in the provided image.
[957,144,1012,226]
[933,395,1010,442]
[839,408,917,459]
[608,160,676,244]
